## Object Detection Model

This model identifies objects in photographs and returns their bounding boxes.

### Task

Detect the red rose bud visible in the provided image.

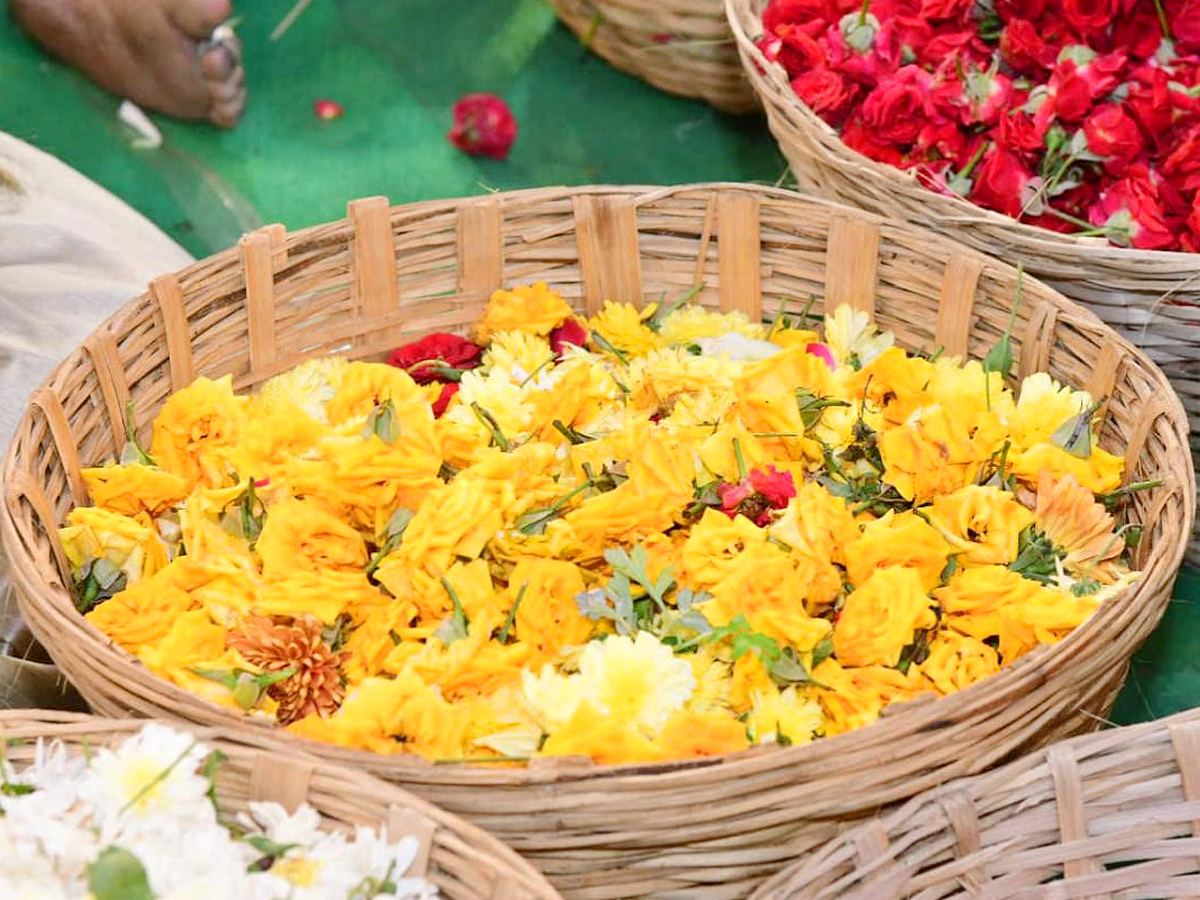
[805,342,837,370]
[432,383,460,418]
[314,99,344,120]
[448,93,517,160]
[549,318,589,357]
[387,333,484,384]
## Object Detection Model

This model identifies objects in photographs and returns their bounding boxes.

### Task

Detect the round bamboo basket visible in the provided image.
[0,184,1193,900]
[0,710,561,900]
[550,0,757,113]
[726,0,1200,561]
[751,708,1200,900]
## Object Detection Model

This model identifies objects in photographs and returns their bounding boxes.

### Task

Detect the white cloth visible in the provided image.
[0,132,193,707]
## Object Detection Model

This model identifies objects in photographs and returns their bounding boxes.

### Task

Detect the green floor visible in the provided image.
[0,0,1193,725]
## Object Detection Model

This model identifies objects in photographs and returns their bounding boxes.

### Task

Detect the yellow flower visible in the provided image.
[654,709,750,758]
[522,632,695,737]
[562,481,678,546]
[845,511,950,592]
[1032,470,1125,583]
[768,326,820,350]
[537,701,668,765]
[702,556,834,652]
[879,404,999,503]
[222,408,332,480]
[926,485,1035,567]
[405,619,532,700]
[728,651,774,714]
[681,508,775,591]
[746,685,825,746]
[769,481,860,606]
[810,657,926,736]
[325,361,431,429]
[589,301,665,358]
[657,307,766,344]
[476,283,574,343]
[1010,372,1094,449]
[916,629,1000,696]
[85,559,199,651]
[834,566,936,667]
[255,497,366,579]
[447,368,536,441]
[60,506,168,587]
[150,374,248,489]
[483,330,555,378]
[139,608,229,686]
[852,347,935,425]
[687,649,732,712]
[251,356,349,423]
[253,570,378,626]
[508,558,594,662]
[734,343,833,399]
[1010,443,1124,494]
[629,348,738,414]
[823,305,894,367]
[81,464,189,518]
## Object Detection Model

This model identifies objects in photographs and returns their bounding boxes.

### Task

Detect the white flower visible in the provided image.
[692,333,781,361]
[138,826,254,900]
[824,305,893,367]
[242,801,325,848]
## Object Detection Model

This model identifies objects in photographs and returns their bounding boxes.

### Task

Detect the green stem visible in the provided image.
[498,582,529,643]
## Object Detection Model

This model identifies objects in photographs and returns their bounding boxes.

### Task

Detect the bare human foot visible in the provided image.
[9,0,246,128]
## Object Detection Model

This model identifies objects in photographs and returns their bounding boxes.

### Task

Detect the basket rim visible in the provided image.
[0,181,1193,786]
[724,0,1200,269]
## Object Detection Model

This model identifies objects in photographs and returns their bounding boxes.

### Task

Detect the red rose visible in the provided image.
[920,0,973,21]
[549,318,589,357]
[1109,11,1170,59]
[792,67,860,125]
[448,93,517,160]
[1161,122,1200,193]
[970,145,1039,219]
[995,109,1050,157]
[748,466,797,507]
[1171,0,1200,53]
[1088,169,1179,249]
[1061,0,1121,36]
[994,0,1044,18]
[875,16,935,65]
[773,25,828,77]
[920,30,992,70]
[858,65,941,147]
[431,383,459,418]
[387,333,484,384]
[1000,19,1055,74]
[1125,67,1176,151]
[1083,103,1144,175]
[717,467,796,526]
[1049,51,1127,123]
[764,0,837,32]
[826,25,900,84]
[842,118,909,166]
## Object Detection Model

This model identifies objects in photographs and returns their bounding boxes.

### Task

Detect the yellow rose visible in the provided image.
[85,559,199,651]
[1010,372,1094,449]
[562,481,677,546]
[681,508,775,591]
[834,566,935,667]
[508,558,593,662]
[878,405,988,503]
[150,374,248,489]
[325,361,430,428]
[1010,443,1124,494]
[702,555,833,652]
[256,497,367,578]
[769,480,860,568]
[845,511,950,592]
[476,283,574,343]
[767,327,819,350]
[81,464,189,518]
[654,709,750,758]
[60,506,168,589]
[926,485,1035,567]
[811,657,926,736]
[537,701,668,765]
[851,347,935,425]
[734,343,833,398]
[916,629,1000,696]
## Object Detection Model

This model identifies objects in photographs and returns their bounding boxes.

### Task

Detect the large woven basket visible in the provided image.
[751,708,1200,900]
[550,0,757,113]
[1,184,1193,900]
[726,0,1200,561]
[0,710,561,900]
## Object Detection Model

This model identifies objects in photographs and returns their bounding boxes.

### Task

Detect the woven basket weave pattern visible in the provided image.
[550,0,757,113]
[725,0,1200,561]
[751,708,1200,900]
[0,711,561,900]
[0,184,1192,900]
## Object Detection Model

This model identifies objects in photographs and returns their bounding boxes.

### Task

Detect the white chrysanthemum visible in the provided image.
[345,828,434,900]
[658,306,767,344]
[242,801,325,848]
[0,814,93,895]
[824,305,893,367]
[483,330,555,380]
[252,356,349,422]
[138,826,255,900]
[692,333,782,362]
[79,724,212,831]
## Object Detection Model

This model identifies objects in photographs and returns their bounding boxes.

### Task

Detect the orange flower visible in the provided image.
[150,374,248,489]
[845,511,950,592]
[1033,470,1125,582]
[654,709,750,758]
[926,485,1035,567]
[834,566,936,667]
[228,615,348,725]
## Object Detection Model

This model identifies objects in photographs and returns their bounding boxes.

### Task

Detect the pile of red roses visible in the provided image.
[758,0,1200,251]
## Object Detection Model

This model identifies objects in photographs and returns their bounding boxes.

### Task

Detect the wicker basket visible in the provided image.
[0,710,560,900]
[1,184,1193,900]
[550,0,757,113]
[750,708,1200,900]
[725,0,1200,560]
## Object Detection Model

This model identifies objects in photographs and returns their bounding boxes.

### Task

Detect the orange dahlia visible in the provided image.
[228,614,347,725]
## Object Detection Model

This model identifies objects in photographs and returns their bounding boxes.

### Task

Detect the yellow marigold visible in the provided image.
[769,480,860,568]
[405,619,532,700]
[659,388,738,428]
[508,558,593,662]
[81,463,189,518]
[702,555,833,652]
[654,708,750,758]
[537,701,669,765]
[1010,443,1124,494]
[253,569,378,626]
[926,485,1035,567]
[629,348,738,413]
[589,301,665,358]
[811,657,926,736]
[150,374,248,489]
[734,343,833,399]
[746,685,825,746]
[221,407,332,480]
[60,506,168,587]
[687,649,732,712]
[1010,372,1094,449]
[916,629,1000,696]
[657,306,766,344]
[256,497,367,579]
[845,511,950,592]
[476,282,574,343]
[562,481,678,547]
[483,329,555,379]
[250,356,349,423]
[85,559,198,651]
[834,566,936,667]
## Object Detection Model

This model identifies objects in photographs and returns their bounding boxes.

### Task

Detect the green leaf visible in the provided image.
[497,582,528,643]
[470,402,512,451]
[362,399,401,443]
[366,508,414,578]
[1050,403,1100,459]
[435,577,470,645]
[575,587,636,636]
[119,401,158,467]
[247,834,300,860]
[590,330,630,365]
[88,847,153,900]
[811,634,835,669]
[794,389,851,430]
[191,667,296,710]
[647,282,705,331]
[551,419,596,445]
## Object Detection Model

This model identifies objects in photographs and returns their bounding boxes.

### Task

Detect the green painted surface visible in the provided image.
[0,0,1192,725]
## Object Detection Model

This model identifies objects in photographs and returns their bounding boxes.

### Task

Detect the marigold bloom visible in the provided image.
[917,629,1001,696]
[845,511,950,592]
[508,558,593,661]
[477,282,573,343]
[811,657,926,736]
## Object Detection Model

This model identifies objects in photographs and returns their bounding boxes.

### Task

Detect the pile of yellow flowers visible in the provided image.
[63,283,1140,766]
